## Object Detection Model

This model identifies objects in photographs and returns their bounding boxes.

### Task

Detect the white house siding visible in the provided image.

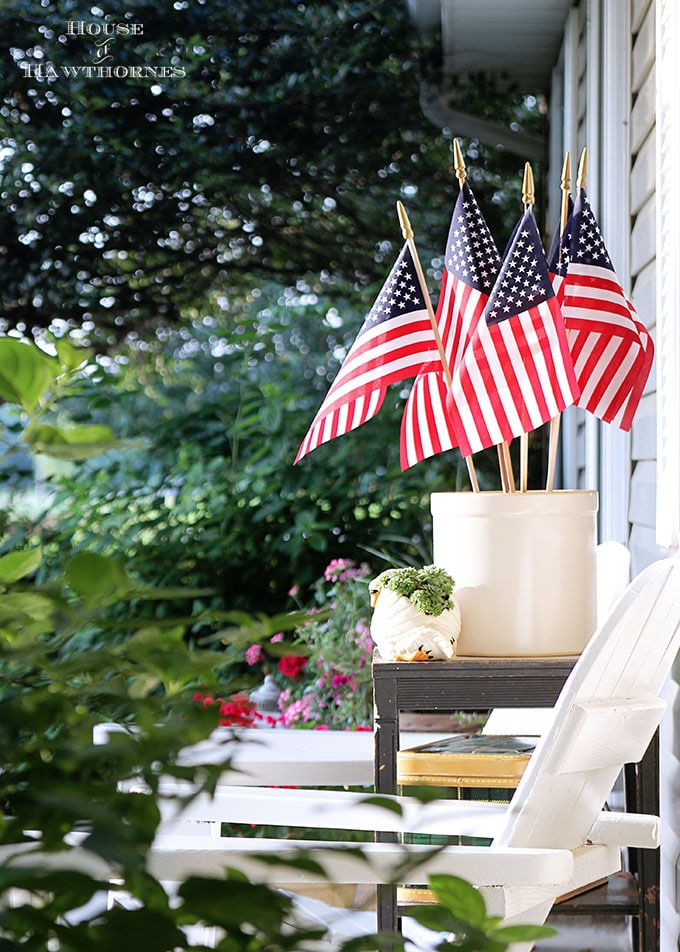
[628,0,664,576]
[629,0,680,947]
[655,0,680,943]
[558,2,590,493]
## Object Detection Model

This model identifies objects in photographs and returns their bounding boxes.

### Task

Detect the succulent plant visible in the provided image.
[371,564,456,617]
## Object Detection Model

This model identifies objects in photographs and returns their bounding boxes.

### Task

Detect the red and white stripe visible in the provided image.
[561,262,654,431]
[296,307,436,463]
[448,296,579,458]
[399,272,486,468]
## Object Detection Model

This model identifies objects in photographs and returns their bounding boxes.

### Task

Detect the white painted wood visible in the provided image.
[96,722,450,789]
[629,459,657,527]
[145,558,680,936]
[599,0,633,545]
[499,559,680,850]
[630,128,655,216]
[631,0,655,90]
[630,194,656,276]
[655,0,680,553]
[588,810,660,848]
[630,259,656,351]
[548,696,666,773]
[596,540,631,622]
[631,0,652,33]
[630,60,655,153]
[148,834,576,890]
[629,525,669,576]
[631,391,656,460]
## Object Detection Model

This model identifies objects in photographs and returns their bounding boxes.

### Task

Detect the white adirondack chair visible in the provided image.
[146,556,680,947]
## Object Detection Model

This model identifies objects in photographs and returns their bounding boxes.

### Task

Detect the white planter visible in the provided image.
[431,490,598,657]
[370,588,461,662]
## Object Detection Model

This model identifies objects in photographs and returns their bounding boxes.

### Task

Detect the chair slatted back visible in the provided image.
[496,557,680,851]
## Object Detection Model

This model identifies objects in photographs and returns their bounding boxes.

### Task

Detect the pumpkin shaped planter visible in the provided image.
[369,565,461,662]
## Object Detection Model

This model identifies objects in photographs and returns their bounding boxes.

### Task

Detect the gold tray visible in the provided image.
[397,734,535,787]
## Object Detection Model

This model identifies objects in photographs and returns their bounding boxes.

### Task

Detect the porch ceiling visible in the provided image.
[407,0,574,155]
[409,0,574,92]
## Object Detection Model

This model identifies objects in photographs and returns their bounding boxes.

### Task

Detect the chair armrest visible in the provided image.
[587,811,660,849]
[156,784,509,838]
[149,833,575,888]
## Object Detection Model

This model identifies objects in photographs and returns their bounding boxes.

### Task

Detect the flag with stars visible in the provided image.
[447,207,579,457]
[295,243,439,463]
[560,188,653,431]
[400,182,501,468]
[546,198,573,305]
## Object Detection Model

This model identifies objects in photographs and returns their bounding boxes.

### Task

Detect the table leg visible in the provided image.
[624,731,660,952]
[374,686,400,932]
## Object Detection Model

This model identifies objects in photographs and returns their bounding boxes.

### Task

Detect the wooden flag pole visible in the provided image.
[545,151,572,492]
[451,140,508,494]
[518,161,536,493]
[397,199,480,493]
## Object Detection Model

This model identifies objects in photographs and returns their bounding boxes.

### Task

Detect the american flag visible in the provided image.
[448,207,580,457]
[295,243,439,463]
[559,188,654,431]
[546,198,573,306]
[400,182,501,468]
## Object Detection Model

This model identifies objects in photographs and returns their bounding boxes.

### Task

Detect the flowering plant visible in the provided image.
[242,558,374,730]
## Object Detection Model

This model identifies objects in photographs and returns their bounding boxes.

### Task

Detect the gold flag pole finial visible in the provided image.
[453,138,466,188]
[522,162,535,208]
[396,200,413,241]
[577,146,588,190]
[560,151,571,235]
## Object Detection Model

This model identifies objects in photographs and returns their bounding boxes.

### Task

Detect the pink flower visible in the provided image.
[288,584,299,597]
[331,673,354,688]
[324,558,354,582]
[245,644,265,666]
[270,632,284,644]
[324,558,370,583]
[279,694,315,727]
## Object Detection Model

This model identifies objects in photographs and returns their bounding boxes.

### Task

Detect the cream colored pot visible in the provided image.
[431,490,598,657]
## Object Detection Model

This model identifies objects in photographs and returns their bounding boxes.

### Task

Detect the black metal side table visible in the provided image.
[372,654,659,952]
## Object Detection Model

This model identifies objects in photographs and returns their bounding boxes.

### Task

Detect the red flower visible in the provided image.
[277,655,308,679]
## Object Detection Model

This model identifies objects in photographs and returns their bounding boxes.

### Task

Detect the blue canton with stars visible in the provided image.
[445,182,501,293]
[360,245,426,336]
[485,208,555,326]
[569,189,614,271]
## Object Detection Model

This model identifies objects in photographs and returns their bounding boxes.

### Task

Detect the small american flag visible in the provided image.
[546,198,573,306]
[400,182,501,468]
[448,207,579,457]
[295,243,439,463]
[560,189,653,431]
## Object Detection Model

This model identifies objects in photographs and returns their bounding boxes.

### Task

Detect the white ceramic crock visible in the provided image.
[431,490,598,657]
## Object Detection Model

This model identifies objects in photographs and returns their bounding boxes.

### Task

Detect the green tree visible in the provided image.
[0,0,542,343]
[35,292,497,616]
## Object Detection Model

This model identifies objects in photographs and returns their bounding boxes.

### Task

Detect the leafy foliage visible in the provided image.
[0,0,543,344]
[407,874,556,951]
[29,299,501,617]
[0,341,558,949]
